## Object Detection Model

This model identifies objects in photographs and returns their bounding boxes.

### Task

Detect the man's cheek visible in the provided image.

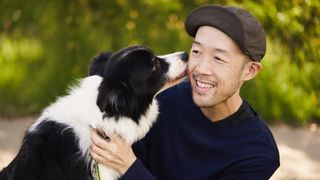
[187,63,193,80]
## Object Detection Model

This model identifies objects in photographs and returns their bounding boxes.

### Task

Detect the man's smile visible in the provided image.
[191,74,216,94]
[196,80,214,89]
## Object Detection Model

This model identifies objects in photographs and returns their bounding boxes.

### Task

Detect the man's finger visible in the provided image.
[106,131,123,144]
[91,130,112,149]
[90,150,117,169]
[91,144,109,158]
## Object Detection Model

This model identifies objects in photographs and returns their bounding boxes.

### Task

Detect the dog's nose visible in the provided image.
[181,52,188,62]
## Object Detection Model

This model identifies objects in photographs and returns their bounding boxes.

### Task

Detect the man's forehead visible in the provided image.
[193,26,243,56]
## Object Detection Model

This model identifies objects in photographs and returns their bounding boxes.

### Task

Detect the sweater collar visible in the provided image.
[213,100,255,125]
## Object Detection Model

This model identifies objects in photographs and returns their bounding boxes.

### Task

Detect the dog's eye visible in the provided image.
[152,59,160,72]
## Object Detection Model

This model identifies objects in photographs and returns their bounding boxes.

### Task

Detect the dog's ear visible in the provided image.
[97,77,129,111]
[88,52,112,76]
[97,77,140,121]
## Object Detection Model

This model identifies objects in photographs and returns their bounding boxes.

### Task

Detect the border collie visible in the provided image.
[0,45,188,180]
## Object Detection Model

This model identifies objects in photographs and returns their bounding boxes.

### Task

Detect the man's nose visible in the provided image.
[195,56,211,74]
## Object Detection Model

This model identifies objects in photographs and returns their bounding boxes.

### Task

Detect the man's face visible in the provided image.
[188,26,250,108]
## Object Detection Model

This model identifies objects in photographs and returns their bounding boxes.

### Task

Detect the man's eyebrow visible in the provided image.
[192,40,201,45]
[193,40,231,58]
[216,48,231,58]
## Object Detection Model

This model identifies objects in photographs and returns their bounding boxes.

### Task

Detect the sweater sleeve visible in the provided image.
[119,123,156,179]
[119,159,156,180]
[218,157,280,180]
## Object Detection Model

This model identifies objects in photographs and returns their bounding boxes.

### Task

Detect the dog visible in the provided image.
[0,45,188,180]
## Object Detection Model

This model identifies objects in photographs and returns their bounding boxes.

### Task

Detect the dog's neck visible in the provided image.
[97,100,158,144]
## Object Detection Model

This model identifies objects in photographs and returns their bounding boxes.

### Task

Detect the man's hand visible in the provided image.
[90,129,137,175]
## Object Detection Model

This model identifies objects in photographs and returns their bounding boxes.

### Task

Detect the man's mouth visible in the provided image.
[196,80,215,89]
[192,74,216,94]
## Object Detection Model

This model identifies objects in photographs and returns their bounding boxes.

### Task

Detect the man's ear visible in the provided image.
[88,52,112,76]
[243,61,262,81]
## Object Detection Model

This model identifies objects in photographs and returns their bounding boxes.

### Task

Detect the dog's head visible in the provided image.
[89,45,188,123]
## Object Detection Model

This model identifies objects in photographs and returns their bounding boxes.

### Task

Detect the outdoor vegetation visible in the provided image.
[0,0,319,125]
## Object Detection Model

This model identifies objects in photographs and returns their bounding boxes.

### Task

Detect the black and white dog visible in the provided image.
[0,45,188,180]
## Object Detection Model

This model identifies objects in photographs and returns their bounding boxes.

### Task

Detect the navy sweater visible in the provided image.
[121,82,280,180]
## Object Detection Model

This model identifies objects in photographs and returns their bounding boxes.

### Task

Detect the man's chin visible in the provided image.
[191,93,214,108]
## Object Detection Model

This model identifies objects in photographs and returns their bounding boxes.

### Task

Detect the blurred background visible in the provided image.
[0,0,319,179]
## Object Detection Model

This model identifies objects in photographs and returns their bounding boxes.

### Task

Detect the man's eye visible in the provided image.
[192,50,200,54]
[214,56,225,62]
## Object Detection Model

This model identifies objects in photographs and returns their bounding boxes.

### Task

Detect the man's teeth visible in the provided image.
[196,80,214,88]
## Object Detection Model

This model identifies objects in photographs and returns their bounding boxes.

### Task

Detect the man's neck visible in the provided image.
[200,94,243,122]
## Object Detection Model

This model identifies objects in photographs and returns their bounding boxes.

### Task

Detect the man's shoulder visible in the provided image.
[238,106,280,160]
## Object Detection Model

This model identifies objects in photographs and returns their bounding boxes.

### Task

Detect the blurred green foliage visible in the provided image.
[0,0,319,125]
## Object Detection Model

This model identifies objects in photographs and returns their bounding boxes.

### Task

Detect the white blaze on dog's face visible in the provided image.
[157,51,188,93]
[91,46,188,123]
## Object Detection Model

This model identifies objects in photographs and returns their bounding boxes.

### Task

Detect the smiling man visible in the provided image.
[91,5,280,180]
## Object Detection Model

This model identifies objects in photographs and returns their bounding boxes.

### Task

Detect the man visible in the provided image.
[90,5,280,179]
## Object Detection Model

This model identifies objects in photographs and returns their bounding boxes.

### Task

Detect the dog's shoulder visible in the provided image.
[37,76,103,126]
[26,120,81,156]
